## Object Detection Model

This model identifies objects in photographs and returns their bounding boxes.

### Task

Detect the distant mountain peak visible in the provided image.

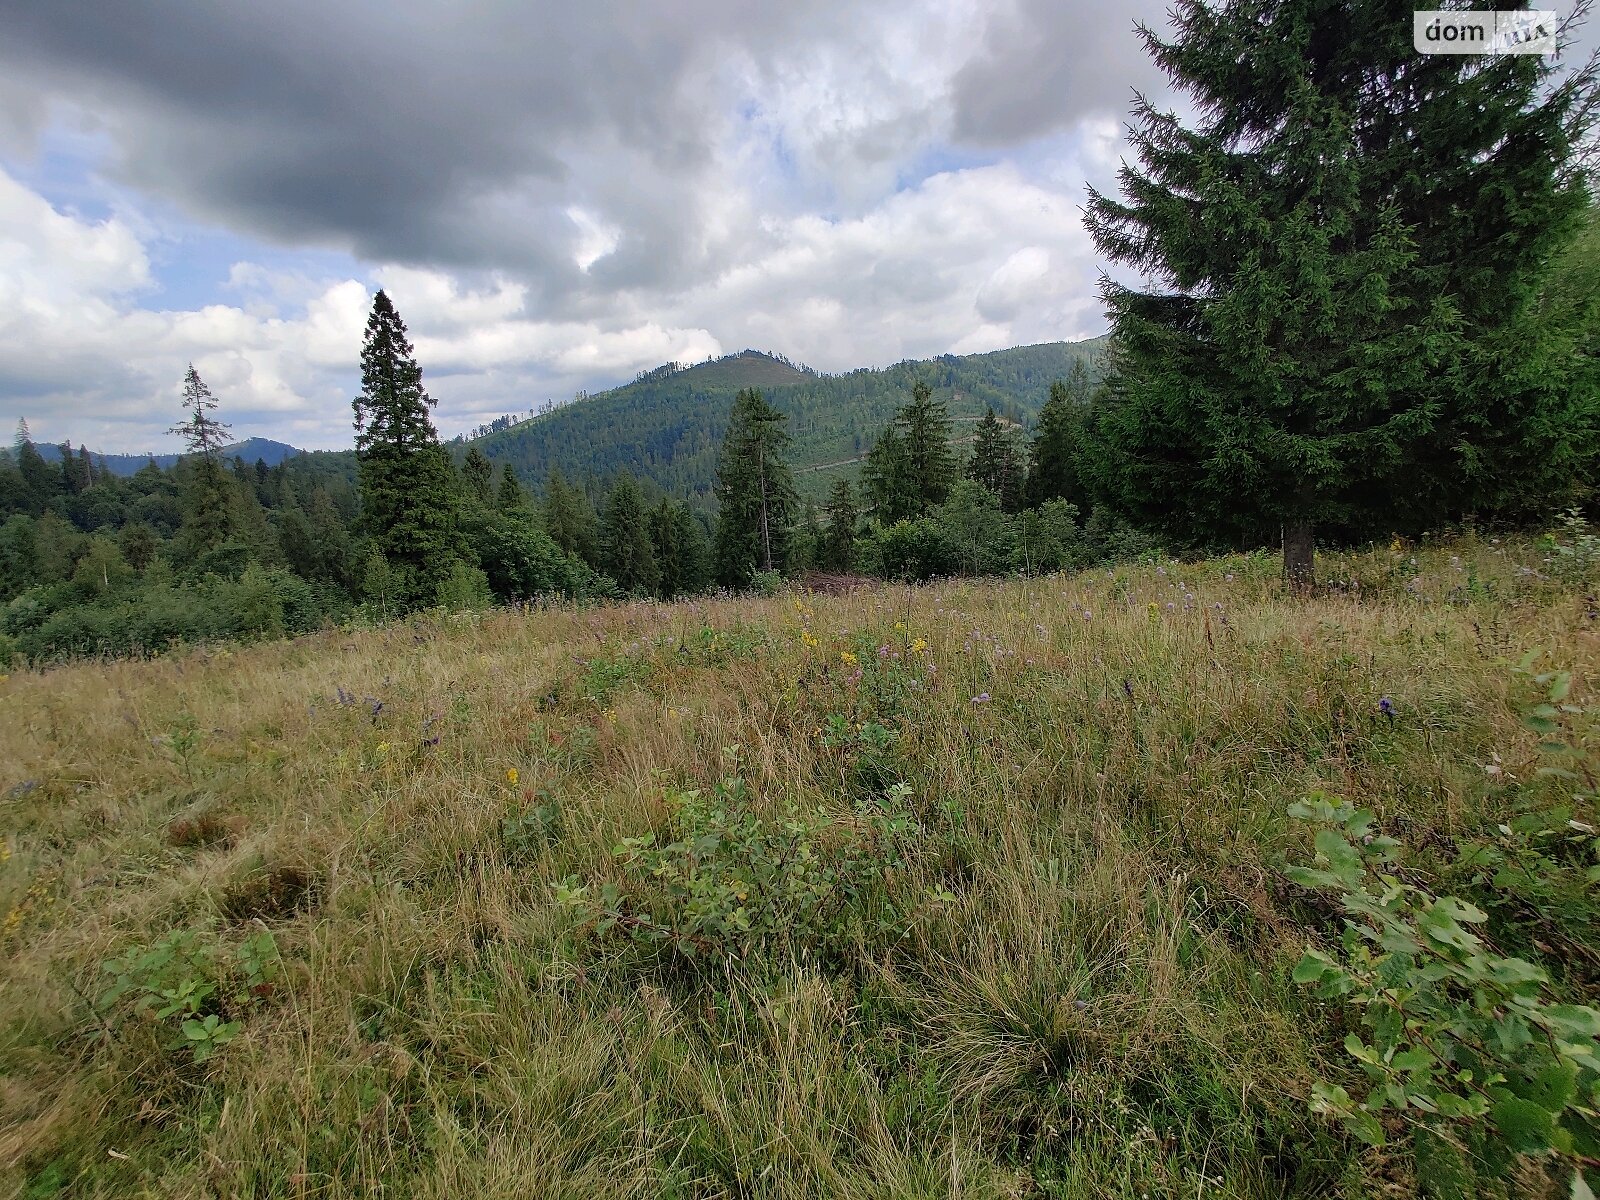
[630,349,813,390]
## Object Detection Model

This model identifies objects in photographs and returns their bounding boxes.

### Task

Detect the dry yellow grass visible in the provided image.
[1,535,1594,1197]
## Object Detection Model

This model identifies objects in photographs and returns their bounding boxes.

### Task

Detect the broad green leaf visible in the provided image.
[1390,1047,1433,1072]
[1292,950,1333,983]
[1315,828,1364,878]
[1491,1096,1555,1152]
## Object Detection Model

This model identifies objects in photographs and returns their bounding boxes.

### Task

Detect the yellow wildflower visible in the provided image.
[910,638,928,654]
[506,767,519,786]
[375,741,391,754]
[840,650,858,666]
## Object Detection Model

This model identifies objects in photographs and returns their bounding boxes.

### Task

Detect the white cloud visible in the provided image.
[0,0,1144,453]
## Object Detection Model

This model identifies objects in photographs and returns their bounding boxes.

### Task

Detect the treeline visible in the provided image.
[0,304,1118,665]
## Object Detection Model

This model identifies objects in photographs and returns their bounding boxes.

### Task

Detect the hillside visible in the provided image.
[469,338,1105,504]
[37,437,303,477]
[2,536,1593,1197]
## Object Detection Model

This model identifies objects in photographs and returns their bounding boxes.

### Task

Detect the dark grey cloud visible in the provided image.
[0,0,1160,451]
[0,1,877,295]
[948,0,1172,144]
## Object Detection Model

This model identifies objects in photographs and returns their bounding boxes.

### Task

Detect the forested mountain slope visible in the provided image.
[469,339,1105,503]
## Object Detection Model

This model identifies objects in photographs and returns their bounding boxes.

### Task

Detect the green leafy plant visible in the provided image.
[96,928,281,1064]
[163,711,202,780]
[557,757,918,964]
[1545,510,1600,586]
[1452,655,1600,981]
[501,790,562,860]
[1287,795,1600,1194]
[578,650,655,707]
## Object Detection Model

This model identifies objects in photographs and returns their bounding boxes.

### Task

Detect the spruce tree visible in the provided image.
[1085,0,1594,586]
[13,420,55,514]
[543,468,600,566]
[1026,368,1089,509]
[649,499,684,598]
[673,504,712,594]
[967,407,1024,512]
[862,424,912,523]
[496,464,529,513]
[600,475,660,595]
[462,447,495,507]
[822,478,859,571]
[169,365,237,554]
[352,290,464,608]
[900,381,957,514]
[864,381,957,522]
[712,388,797,586]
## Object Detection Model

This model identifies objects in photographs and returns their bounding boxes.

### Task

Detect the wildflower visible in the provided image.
[1378,696,1396,724]
[894,621,906,631]
[971,693,991,704]
[506,767,519,786]
[840,650,858,666]
[375,741,391,754]
[911,638,928,653]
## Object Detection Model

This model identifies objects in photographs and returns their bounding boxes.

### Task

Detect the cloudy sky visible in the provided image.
[9,1,1574,454]
[2,1,1177,451]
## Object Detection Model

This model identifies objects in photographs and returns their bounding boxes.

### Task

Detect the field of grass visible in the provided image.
[2,533,1596,1198]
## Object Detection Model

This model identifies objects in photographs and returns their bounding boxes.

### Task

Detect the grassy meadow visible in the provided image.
[2,533,1596,1198]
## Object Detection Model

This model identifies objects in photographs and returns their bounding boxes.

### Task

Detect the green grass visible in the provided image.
[0,532,1594,1197]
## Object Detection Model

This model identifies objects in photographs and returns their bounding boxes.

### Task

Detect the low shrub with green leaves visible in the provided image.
[96,929,282,1064]
[1288,796,1600,1195]
[557,759,919,964]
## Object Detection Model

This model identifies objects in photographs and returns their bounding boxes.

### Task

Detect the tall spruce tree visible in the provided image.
[900,381,957,514]
[821,478,859,571]
[352,290,464,607]
[543,468,600,566]
[1026,368,1090,509]
[169,365,237,554]
[600,475,660,595]
[967,407,1024,512]
[462,447,495,507]
[712,387,797,586]
[1086,0,1595,586]
[864,380,957,522]
[862,423,912,523]
[13,420,55,514]
[496,463,530,513]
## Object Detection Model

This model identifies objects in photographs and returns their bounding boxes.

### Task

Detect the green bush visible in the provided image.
[97,929,281,1064]
[435,560,493,612]
[1544,509,1600,586]
[861,518,956,581]
[1288,796,1600,1195]
[557,761,919,965]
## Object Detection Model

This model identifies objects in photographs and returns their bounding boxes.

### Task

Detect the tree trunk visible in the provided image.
[1283,520,1315,593]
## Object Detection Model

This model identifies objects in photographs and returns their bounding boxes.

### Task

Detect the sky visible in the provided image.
[0,1,1583,454]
